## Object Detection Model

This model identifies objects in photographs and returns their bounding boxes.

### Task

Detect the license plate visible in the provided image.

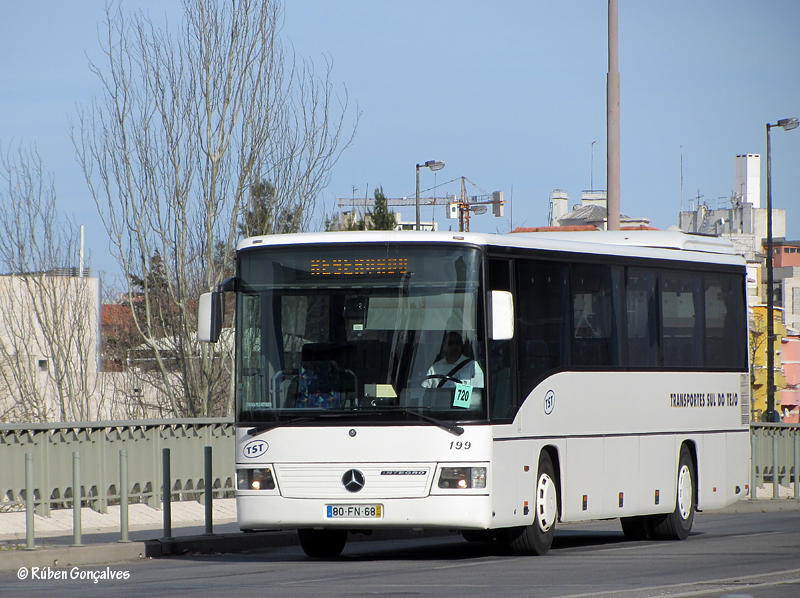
[326,504,383,518]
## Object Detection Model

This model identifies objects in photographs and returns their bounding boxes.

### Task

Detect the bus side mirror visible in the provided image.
[198,291,223,343]
[489,290,514,340]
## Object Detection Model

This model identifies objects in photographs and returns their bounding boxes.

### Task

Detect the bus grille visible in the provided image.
[275,463,433,499]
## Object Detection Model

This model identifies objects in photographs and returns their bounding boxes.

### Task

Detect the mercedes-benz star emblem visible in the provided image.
[342,469,365,493]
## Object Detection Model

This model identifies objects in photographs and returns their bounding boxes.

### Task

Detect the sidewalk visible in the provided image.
[0,498,237,542]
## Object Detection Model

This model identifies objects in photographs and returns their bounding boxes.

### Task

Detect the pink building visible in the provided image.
[773,239,800,268]
[781,335,800,423]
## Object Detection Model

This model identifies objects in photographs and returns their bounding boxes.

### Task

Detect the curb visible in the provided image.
[144,529,297,557]
[0,541,147,573]
[704,498,800,514]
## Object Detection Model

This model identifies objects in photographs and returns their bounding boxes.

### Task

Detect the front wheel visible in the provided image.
[651,445,695,540]
[504,450,558,555]
[297,528,347,558]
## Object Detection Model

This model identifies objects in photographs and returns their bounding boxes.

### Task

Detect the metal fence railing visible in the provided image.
[750,422,800,500]
[1,418,234,516]
[2,419,798,548]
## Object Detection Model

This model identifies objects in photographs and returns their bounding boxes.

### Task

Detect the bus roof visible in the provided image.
[237,230,745,266]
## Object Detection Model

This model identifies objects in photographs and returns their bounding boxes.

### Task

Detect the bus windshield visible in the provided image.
[235,244,486,424]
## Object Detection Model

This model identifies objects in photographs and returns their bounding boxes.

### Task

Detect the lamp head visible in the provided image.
[777,117,799,131]
[424,160,445,172]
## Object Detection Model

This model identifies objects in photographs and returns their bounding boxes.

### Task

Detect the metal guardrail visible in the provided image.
[750,423,800,500]
[1,418,235,516]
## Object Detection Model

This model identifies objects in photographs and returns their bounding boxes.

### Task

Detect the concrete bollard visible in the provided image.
[25,452,36,551]
[772,431,779,499]
[120,449,130,543]
[162,447,172,539]
[750,437,757,500]
[72,451,83,546]
[794,433,799,502]
[204,445,213,535]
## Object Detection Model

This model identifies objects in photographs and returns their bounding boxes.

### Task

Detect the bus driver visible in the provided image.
[422,331,484,389]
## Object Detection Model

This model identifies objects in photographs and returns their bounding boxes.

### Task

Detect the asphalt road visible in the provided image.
[2,510,799,597]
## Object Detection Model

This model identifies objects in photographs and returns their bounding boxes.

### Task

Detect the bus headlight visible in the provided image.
[237,467,276,490]
[438,467,486,489]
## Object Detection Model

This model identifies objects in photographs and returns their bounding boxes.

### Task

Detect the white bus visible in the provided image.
[199,230,750,557]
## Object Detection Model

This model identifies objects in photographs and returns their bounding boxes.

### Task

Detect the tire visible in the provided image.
[651,445,695,540]
[297,528,347,558]
[505,450,558,555]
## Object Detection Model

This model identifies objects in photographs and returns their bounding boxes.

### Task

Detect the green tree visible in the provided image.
[370,186,396,230]
[324,186,395,231]
[239,179,303,237]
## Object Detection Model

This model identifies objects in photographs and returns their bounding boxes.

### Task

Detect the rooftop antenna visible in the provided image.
[680,147,684,213]
[693,189,704,211]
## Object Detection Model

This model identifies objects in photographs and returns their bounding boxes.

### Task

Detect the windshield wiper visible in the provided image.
[245,411,377,436]
[245,416,315,435]
[245,407,464,437]
[380,407,464,436]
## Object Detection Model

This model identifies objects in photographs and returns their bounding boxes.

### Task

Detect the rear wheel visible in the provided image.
[297,528,347,558]
[505,451,558,555]
[651,445,695,540]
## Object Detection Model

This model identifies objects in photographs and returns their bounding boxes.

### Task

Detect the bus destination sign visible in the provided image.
[310,257,409,277]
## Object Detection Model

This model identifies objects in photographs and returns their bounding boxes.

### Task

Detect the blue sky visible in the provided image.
[2,1,799,277]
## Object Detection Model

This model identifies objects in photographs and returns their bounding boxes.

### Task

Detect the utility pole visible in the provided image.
[607,0,621,230]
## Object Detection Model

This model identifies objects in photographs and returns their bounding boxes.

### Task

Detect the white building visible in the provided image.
[0,270,103,422]
[735,154,761,208]
[678,154,786,262]
[548,189,651,230]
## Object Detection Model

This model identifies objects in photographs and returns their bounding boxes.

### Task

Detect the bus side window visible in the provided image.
[704,273,746,369]
[570,264,618,366]
[488,259,514,420]
[515,260,568,399]
[626,268,659,367]
[661,272,704,367]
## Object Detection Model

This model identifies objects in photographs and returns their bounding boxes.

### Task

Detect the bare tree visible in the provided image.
[0,146,104,422]
[74,0,356,417]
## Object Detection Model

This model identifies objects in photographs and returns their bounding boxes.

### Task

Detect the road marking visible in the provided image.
[554,567,800,598]
[549,529,784,557]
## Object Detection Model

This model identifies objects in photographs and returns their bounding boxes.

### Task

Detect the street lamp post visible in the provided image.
[765,116,798,422]
[415,160,445,230]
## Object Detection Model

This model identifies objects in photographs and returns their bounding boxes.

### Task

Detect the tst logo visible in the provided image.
[242,439,269,459]
[544,390,555,415]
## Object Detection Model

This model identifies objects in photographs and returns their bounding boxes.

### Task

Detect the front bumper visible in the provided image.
[237,493,493,530]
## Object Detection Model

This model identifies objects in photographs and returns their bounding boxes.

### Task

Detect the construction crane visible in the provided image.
[335,194,455,209]
[452,177,505,232]
[336,176,504,232]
